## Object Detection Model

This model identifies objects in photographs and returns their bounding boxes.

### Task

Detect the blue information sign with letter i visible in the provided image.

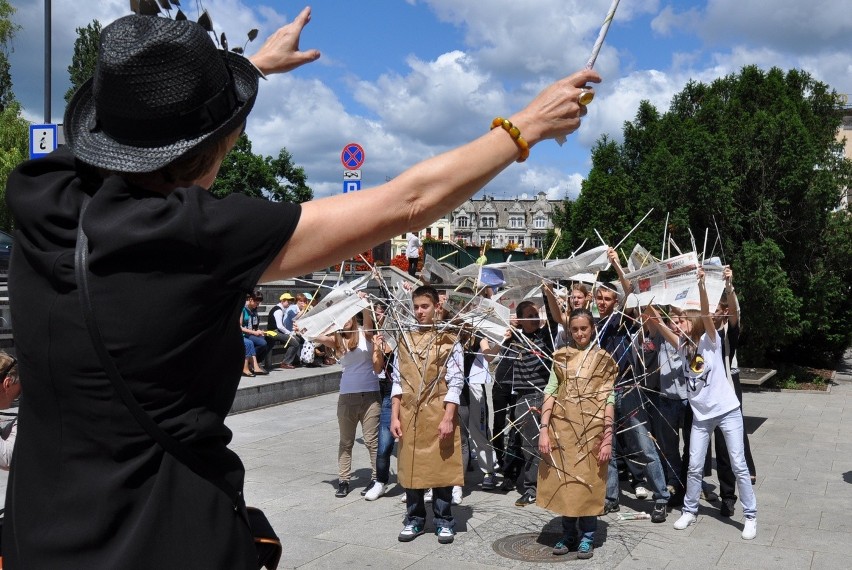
[30,124,58,159]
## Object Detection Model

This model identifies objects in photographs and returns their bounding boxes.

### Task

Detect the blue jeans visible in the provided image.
[683,407,756,517]
[606,386,670,504]
[246,334,268,362]
[376,390,395,484]
[405,487,453,529]
[562,516,596,543]
[651,396,690,492]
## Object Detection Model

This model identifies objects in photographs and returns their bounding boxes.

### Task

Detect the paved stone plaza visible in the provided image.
[1,350,850,569]
[225,349,852,569]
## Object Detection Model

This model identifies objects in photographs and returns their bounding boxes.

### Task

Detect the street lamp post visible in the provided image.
[44,0,51,123]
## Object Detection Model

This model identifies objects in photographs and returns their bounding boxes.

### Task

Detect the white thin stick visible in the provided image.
[556,0,621,146]
[613,207,654,250]
[585,0,621,70]
[661,212,669,260]
[701,227,708,264]
[713,215,726,265]
[594,228,607,248]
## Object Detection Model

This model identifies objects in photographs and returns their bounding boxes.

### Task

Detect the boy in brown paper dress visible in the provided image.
[390,285,464,544]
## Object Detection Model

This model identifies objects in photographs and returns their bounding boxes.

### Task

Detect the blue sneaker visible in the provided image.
[577,538,594,559]
[553,534,577,555]
[398,524,425,542]
[436,526,455,544]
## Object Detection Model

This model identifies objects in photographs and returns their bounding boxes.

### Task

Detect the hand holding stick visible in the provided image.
[556,0,620,145]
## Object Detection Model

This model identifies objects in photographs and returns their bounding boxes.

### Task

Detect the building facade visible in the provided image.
[450,192,561,251]
[836,94,851,210]
[390,217,453,257]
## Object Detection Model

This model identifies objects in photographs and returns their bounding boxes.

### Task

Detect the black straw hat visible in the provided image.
[64,15,261,173]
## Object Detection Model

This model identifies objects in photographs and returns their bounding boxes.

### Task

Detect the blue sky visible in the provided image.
[8,1,852,201]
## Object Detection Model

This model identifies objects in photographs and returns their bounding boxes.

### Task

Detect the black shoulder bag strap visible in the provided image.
[73,194,245,517]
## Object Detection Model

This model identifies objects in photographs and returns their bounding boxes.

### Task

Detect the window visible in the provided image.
[534,217,546,229]
[509,216,524,229]
[481,216,496,228]
[517,237,524,247]
[438,228,444,240]
[456,215,469,228]
[533,235,544,249]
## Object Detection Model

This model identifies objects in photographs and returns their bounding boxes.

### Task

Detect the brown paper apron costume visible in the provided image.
[537,345,617,516]
[396,329,464,489]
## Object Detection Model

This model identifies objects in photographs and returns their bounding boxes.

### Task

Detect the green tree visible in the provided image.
[0,0,23,231]
[555,65,852,364]
[0,0,20,111]
[0,101,27,231]
[211,134,313,203]
[66,20,102,103]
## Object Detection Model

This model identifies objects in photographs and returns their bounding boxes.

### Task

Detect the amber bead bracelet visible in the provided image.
[490,117,530,163]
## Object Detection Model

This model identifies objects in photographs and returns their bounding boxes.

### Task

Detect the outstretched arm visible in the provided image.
[608,247,633,305]
[698,268,716,343]
[724,266,739,328]
[260,67,601,281]
[543,280,569,331]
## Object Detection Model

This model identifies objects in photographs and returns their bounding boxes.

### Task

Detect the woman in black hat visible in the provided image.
[3,6,599,569]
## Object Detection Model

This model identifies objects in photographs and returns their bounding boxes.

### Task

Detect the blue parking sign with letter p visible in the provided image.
[343,180,361,193]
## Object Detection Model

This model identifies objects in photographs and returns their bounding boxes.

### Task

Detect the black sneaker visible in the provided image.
[720,498,736,517]
[651,503,667,523]
[603,500,620,514]
[515,490,536,507]
[360,479,376,496]
[335,481,349,498]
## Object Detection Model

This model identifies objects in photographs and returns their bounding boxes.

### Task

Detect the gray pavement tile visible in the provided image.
[818,511,852,534]
[757,478,827,496]
[716,543,813,570]
[749,504,821,530]
[296,544,423,569]
[772,525,852,555]
[785,493,852,516]
[812,551,852,570]
[404,558,511,570]
[276,537,345,569]
[619,535,724,567]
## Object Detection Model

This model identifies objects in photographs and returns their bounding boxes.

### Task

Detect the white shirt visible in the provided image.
[680,332,740,421]
[406,233,421,258]
[0,416,17,471]
[390,341,464,405]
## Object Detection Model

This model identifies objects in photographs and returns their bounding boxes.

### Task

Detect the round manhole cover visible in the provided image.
[492,532,566,562]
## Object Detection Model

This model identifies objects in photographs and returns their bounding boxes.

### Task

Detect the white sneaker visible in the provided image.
[742,516,757,540]
[634,486,651,500]
[400,490,408,503]
[424,488,433,503]
[673,512,697,530]
[452,486,463,505]
[364,481,386,501]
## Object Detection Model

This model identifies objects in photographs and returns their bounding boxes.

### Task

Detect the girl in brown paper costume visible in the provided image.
[390,285,465,544]
[538,308,617,559]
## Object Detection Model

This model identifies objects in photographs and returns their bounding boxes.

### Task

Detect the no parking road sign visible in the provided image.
[341,143,365,170]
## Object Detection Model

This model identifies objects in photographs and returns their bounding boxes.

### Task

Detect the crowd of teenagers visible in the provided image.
[309,250,757,556]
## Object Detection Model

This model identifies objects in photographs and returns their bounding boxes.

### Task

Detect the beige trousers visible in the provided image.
[337,391,381,482]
